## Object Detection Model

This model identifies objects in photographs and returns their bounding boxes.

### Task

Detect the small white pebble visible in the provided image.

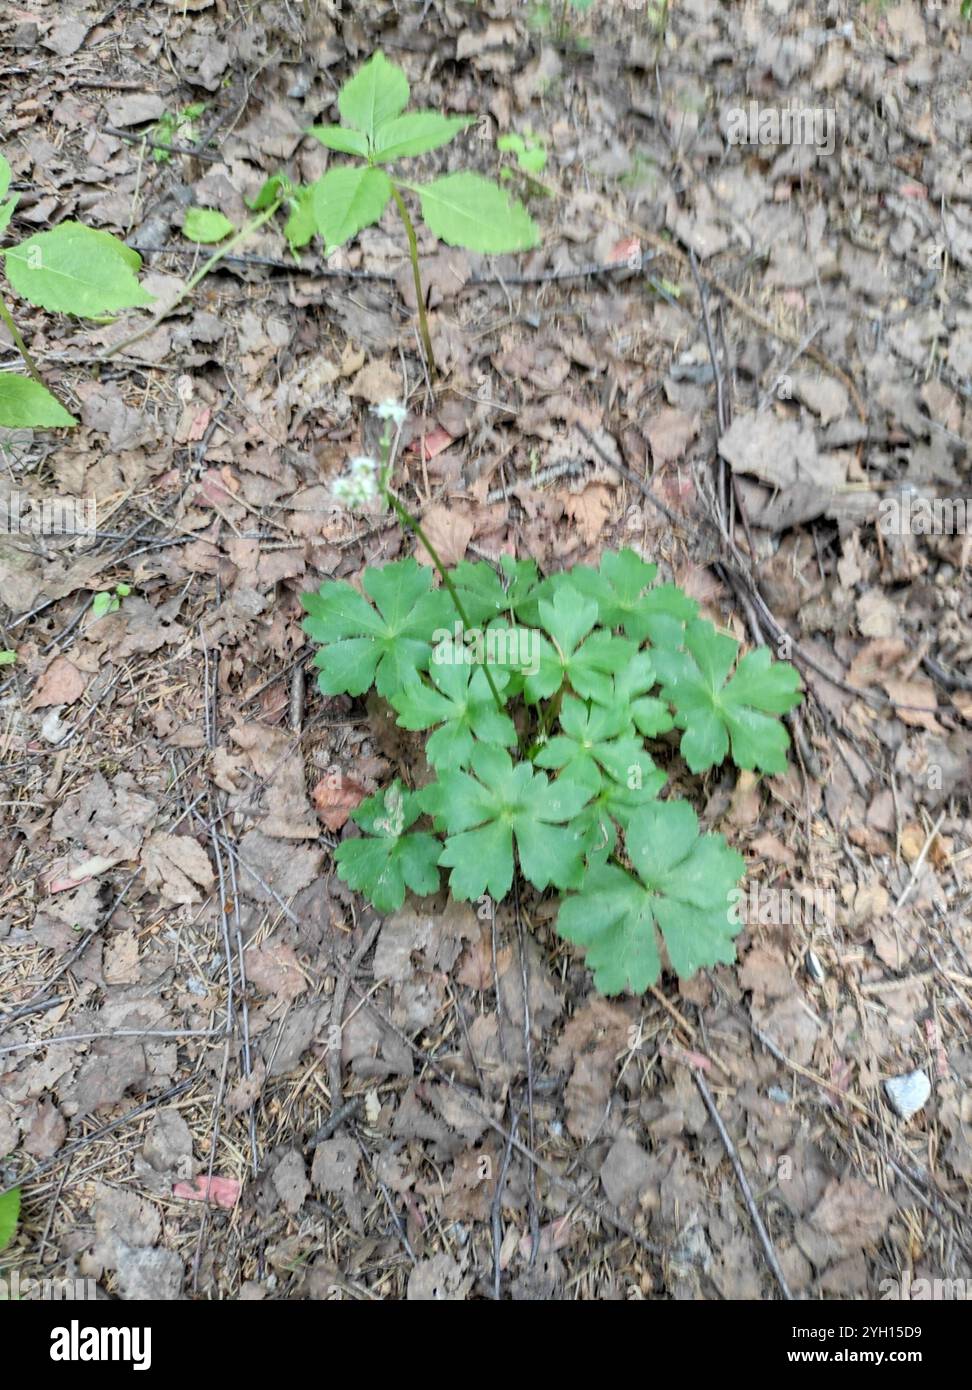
[884,1069,931,1120]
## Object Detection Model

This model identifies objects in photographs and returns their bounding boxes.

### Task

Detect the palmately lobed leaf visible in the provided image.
[390,656,515,768]
[556,801,745,994]
[418,743,592,901]
[301,558,453,698]
[4,223,154,317]
[334,780,441,913]
[653,618,802,774]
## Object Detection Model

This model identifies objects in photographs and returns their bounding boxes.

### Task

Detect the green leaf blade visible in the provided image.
[0,1186,19,1251]
[417,173,540,254]
[308,125,370,157]
[311,166,392,250]
[183,208,235,243]
[0,373,76,427]
[338,52,410,142]
[4,223,153,317]
[372,112,472,162]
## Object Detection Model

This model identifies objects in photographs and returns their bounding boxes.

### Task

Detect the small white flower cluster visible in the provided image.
[332,455,379,510]
[372,399,408,427]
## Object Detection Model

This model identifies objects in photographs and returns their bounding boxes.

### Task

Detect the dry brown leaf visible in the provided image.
[414,504,473,568]
[31,656,86,708]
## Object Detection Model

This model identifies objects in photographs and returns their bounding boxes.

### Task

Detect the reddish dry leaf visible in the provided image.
[409,425,453,461]
[562,484,612,545]
[608,235,641,267]
[312,773,367,831]
[173,1176,241,1209]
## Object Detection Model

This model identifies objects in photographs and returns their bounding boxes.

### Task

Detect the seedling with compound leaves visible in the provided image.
[304,51,540,374]
[0,152,152,428]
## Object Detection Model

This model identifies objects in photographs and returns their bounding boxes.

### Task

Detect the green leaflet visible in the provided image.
[334,781,440,912]
[309,125,371,158]
[0,373,76,428]
[0,1185,19,1251]
[0,151,17,236]
[653,619,802,774]
[557,801,745,994]
[418,742,592,901]
[4,223,154,317]
[301,556,453,699]
[338,52,410,144]
[417,173,540,254]
[372,113,473,163]
[311,166,392,250]
[183,208,235,243]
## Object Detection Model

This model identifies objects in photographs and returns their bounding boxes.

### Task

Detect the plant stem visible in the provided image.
[0,293,47,387]
[383,486,507,718]
[389,185,436,380]
[100,198,284,359]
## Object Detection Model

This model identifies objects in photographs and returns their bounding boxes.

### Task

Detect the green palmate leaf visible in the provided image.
[557,801,745,993]
[525,585,635,702]
[389,647,516,768]
[598,650,673,738]
[417,173,540,254]
[445,560,511,624]
[301,556,453,699]
[334,780,441,912]
[535,695,664,794]
[0,153,10,202]
[372,112,472,162]
[0,1185,19,1250]
[537,695,666,856]
[565,548,698,644]
[311,165,392,249]
[0,650,16,666]
[0,373,76,427]
[418,743,592,900]
[183,207,235,242]
[652,620,802,774]
[309,125,370,157]
[338,51,410,144]
[4,223,153,317]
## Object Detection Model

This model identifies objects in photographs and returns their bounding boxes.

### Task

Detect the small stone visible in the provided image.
[884,1069,931,1120]
[805,948,825,983]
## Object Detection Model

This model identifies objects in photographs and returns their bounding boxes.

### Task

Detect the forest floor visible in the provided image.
[1,0,971,1301]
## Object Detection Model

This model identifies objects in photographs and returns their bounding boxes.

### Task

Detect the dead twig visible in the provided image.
[691,1066,793,1300]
